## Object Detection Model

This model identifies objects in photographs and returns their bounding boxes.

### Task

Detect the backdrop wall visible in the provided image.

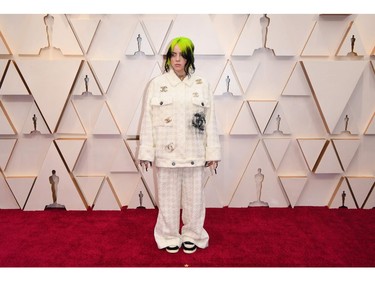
[0,14,374,210]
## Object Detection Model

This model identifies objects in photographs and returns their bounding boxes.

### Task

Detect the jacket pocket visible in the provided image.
[151,96,174,127]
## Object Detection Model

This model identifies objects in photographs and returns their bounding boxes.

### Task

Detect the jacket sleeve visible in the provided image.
[138,81,155,162]
[205,83,221,161]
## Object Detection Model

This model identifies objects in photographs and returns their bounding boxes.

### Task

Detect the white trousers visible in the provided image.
[154,166,209,249]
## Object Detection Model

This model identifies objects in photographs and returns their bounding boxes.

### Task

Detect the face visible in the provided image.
[170,44,187,77]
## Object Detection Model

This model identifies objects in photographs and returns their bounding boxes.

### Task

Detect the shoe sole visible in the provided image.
[166,246,179,253]
[182,242,197,254]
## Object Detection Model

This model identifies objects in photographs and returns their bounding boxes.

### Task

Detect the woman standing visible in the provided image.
[138,37,221,254]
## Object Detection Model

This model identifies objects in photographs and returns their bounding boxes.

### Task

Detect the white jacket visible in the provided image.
[138,71,221,168]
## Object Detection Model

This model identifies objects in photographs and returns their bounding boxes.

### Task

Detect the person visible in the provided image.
[49,170,59,204]
[138,37,221,254]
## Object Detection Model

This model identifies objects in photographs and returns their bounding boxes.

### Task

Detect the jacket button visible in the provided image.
[160,101,164,105]
[201,102,204,106]
[172,162,175,166]
[191,161,195,165]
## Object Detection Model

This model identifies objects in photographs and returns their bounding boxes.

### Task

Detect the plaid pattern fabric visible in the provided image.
[154,167,209,249]
[138,71,221,167]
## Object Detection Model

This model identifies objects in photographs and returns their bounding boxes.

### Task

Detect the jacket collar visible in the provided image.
[166,70,196,87]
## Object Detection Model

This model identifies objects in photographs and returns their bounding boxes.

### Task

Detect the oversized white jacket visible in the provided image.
[138,70,221,168]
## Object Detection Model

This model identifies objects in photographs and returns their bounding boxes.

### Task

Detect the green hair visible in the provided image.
[165,37,195,76]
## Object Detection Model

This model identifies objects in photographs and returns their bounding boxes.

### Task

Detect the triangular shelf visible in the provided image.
[248,100,278,134]
[232,14,262,56]
[54,138,86,172]
[76,176,104,207]
[71,61,102,96]
[68,16,101,54]
[93,177,121,210]
[0,60,29,95]
[336,22,366,57]
[7,176,36,209]
[346,176,375,209]
[55,100,86,135]
[142,18,173,54]
[279,176,307,207]
[88,60,120,94]
[281,61,311,96]
[297,138,327,172]
[125,22,154,56]
[331,139,360,171]
[213,60,243,96]
[92,101,121,135]
[314,141,343,174]
[302,60,367,134]
[229,101,259,135]
[263,138,291,170]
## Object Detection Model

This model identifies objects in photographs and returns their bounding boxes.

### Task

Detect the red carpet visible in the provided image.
[0,207,374,267]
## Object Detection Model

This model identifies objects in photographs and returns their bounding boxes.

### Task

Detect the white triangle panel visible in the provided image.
[332,111,360,135]
[142,18,173,54]
[93,178,121,210]
[16,59,82,132]
[214,60,243,96]
[69,17,101,54]
[347,177,375,209]
[24,142,86,210]
[89,60,119,94]
[50,14,83,55]
[279,176,307,207]
[232,15,262,56]
[263,138,291,170]
[125,22,154,56]
[230,101,259,135]
[336,23,366,56]
[0,61,29,95]
[315,141,343,174]
[127,180,155,209]
[231,59,260,94]
[55,101,86,134]
[229,141,288,207]
[328,177,357,209]
[72,61,102,96]
[0,172,19,209]
[0,95,34,134]
[76,176,104,207]
[72,96,105,134]
[297,138,327,172]
[55,139,86,172]
[109,172,141,207]
[267,15,316,56]
[332,139,360,171]
[126,96,143,137]
[248,100,278,134]
[281,62,311,96]
[0,102,16,134]
[7,176,35,209]
[110,140,138,173]
[214,95,243,135]
[264,106,292,135]
[21,103,50,134]
[162,15,224,55]
[0,139,16,170]
[92,102,121,135]
[302,17,350,56]
[303,60,366,133]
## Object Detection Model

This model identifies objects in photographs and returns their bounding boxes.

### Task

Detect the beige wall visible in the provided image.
[0,14,374,210]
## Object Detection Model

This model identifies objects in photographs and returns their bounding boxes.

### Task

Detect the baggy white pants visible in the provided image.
[154,166,209,249]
